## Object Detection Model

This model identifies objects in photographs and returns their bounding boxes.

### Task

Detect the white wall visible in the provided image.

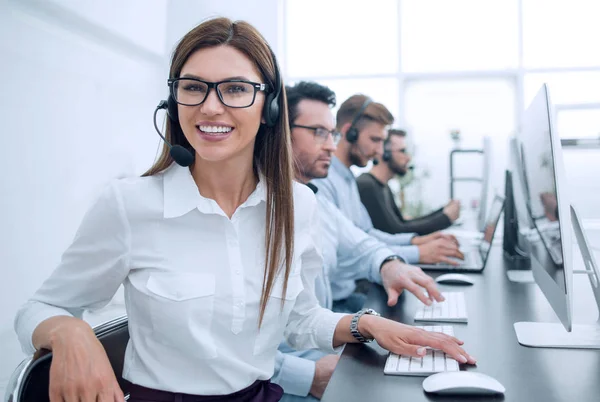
[165,0,281,64]
[0,0,168,390]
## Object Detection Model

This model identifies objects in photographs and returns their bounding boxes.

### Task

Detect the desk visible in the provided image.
[322,246,600,402]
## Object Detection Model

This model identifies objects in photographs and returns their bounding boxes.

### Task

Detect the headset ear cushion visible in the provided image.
[263,93,279,127]
[167,94,179,122]
[382,150,391,162]
[346,128,358,143]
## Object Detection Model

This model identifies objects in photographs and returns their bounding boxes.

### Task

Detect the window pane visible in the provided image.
[285,0,398,77]
[523,0,600,68]
[556,108,600,139]
[303,77,401,122]
[524,72,600,106]
[403,79,515,214]
[401,0,519,72]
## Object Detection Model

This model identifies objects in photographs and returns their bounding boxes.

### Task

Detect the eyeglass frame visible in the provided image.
[386,147,409,155]
[291,124,341,145]
[167,77,271,108]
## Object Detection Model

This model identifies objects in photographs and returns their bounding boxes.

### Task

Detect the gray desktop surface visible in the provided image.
[321,246,600,402]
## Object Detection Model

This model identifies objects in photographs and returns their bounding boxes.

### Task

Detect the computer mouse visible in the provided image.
[435,273,474,285]
[423,371,505,396]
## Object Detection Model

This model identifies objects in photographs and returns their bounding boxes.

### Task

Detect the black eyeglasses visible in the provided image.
[168,78,270,108]
[291,124,341,145]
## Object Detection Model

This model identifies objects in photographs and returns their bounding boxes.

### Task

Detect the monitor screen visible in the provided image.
[479,195,504,258]
[517,83,573,331]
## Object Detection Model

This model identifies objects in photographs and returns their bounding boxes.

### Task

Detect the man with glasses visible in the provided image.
[357,129,461,235]
[272,81,445,401]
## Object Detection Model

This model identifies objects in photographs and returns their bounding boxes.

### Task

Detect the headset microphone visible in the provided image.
[153,101,195,167]
[372,158,379,165]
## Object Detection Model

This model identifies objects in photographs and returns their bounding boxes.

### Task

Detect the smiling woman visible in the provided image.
[13,17,348,402]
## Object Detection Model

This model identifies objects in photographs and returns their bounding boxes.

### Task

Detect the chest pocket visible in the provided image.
[253,274,304,356]
[146,273,217,359]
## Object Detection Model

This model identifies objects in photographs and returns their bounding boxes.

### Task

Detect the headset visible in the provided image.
[345,97,373,144]
[155,44,283,166]
[382,147,392,162]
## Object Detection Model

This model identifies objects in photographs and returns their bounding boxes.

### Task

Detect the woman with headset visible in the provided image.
[14,18,473,402]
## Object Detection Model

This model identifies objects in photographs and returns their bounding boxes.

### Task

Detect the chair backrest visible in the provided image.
[8,315,130,402]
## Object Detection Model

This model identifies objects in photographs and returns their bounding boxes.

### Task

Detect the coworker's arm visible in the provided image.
[326,198,401,286]
[355,193,420,256]
[398,208,452,235]
[272,350,315,397]
[324,199,442,306]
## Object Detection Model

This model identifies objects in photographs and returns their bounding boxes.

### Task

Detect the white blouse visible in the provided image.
[14,164,345,395]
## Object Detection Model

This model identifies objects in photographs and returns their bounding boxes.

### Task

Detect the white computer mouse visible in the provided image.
[435,273,474,285]
[423,371,505,396]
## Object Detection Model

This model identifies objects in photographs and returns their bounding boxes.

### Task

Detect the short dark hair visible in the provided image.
[384,128,407,149]
[285,81,336,124]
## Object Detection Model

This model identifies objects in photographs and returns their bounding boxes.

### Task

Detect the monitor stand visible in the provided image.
[514,205,600,348]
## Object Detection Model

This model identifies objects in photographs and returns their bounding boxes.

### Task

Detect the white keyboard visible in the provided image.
[384,325,460,376]
[414,292,467,323]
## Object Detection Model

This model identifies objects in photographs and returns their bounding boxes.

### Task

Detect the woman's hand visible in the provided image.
[359,315,476,365]
[42,318,124,402]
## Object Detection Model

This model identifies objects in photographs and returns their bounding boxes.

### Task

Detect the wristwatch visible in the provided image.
[380,254,402,271]
[350,308,381,343]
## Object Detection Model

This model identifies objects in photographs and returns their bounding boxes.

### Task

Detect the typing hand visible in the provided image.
[310,354,340,399]
[380,260,444,306]
[412,231,459,247]
[443,200,461,222]
[358,316,477,365]
[418,238,465,266]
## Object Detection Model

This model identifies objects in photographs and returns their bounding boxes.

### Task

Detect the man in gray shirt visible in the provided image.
[312,94,464,311]
[273,82,448,401]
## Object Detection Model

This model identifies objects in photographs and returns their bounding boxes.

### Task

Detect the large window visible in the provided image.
[283,0,600,215]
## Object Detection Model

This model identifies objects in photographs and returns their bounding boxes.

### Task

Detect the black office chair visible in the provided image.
[4,315,131,402]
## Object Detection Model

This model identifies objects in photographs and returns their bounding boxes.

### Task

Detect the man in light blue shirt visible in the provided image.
[312,94,464,311]
[273,82,445,401]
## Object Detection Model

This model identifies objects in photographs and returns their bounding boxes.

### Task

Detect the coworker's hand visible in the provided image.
[48,320,123,402]
[310,354,340,399]
[358,315,476,365]
[412,231,459,247]
[380,260,444,306]
[418,238,465,266]
[443,200,461,222]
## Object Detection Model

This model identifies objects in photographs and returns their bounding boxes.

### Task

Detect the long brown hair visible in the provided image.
[143,18,294,326]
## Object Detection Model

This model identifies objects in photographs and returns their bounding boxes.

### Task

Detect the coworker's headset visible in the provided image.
[381,133,414,171]
[382,139,392,162]
[152,45,283,167]
[345,97,383,165]
[345,98,373,144]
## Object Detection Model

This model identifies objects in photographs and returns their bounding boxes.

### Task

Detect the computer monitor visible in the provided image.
[513,84,600,348]
[477,136,492,232]
[503,169,530,264]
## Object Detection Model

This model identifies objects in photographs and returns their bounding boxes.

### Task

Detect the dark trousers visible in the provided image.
[128,380,283,402]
